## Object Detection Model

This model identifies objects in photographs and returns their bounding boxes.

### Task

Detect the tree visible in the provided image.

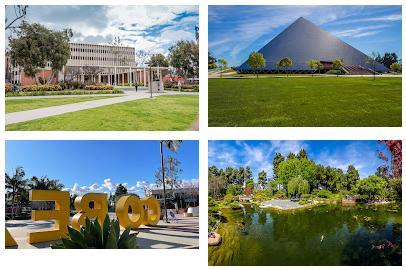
[28,176,64,190]
[269,180,278,194]
[356,176,388,200]
[287,152,296,160]
[366,52,379,80]
[276,57,293,77]
[378,140,402,178]
[287,176,309,197]
[5,167,27,220]
[346,165,360,190]
[208,51,217,69]
[110,36,129,66]
[257,170,268,190]
[217,59,228,78]
[244,179,255,195]
[149,53,169,67]
[376,52,399,69]
[236,166,245,186]
[276,157,317,192]
[272,153,284,180]
[244,166,253,184]
[390,62,401,73]
[5,5,28,31]
[135,50,151,67]
[247,52,266,78]
[297,149,307,159]
[8,22,72,84]
[209,172,225,199]
[159,140,182,223]
[306,59,322,75]
[332,58,344,76]
[169,40,199,80]
[115,184,128,197]
[82,66,102,83]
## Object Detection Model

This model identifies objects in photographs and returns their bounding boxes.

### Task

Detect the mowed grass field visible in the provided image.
[209,77,401,127]
[5,96,114,113]
[6,95,198,131]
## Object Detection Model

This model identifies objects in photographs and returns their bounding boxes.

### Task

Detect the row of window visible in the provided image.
[69,55,133,62]
[70,47,135,55]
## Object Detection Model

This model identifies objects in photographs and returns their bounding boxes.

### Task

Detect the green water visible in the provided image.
[209,203,402,266]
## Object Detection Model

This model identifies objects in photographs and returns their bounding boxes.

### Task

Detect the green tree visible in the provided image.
[257,170,268,190]
[236,166,245,186]
[148,53,169,67]
[209,172,226,199]
[217,59,228,78]
[332,58,344,76]
[247,52,266,78]
[366,52,379,80]
[297,149,307,159]
[158,140,182,223]
[276,158,317,192]
[244,179,255,195]
[346,165,360,190]
[114,184,127,197]
[269,180,278,194]
[287,176,309,197]
[390,62,401,73]
[29,176,64,190]
[287,153,296,160]
[244,166,253,183]
[5,167,27,220]
[272,153,284,180]
[226,184,242,196]
[306,59,322,75]
[356,176,388,199]
[169,40,199,80]
[276,57,293,77]
[208,51,217,69]
[9,22,72,84]
[376,52,399,68]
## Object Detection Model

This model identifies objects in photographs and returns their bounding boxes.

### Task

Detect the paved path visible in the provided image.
[259,199,307,210]
[5,90,199,125]
[6,214,198,249]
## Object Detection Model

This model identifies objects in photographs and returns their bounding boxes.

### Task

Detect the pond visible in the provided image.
[208,202,402,266]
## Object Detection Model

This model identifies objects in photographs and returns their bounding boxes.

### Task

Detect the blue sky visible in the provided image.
[5,5,198,56]
[6,140,199,196]
[209,140,391,180]
[209,5,402,66]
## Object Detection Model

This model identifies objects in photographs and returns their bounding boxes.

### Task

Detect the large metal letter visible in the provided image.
[141,197,161,226]
[29,190,70,244]
[71,193,108,230]
[115,195,144,229]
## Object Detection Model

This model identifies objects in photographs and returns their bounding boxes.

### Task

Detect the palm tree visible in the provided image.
[160,140,182,223]
[5,167,27,220]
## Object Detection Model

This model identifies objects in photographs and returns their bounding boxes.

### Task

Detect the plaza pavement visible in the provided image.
[5,214,199,249]
[5,89,199,125]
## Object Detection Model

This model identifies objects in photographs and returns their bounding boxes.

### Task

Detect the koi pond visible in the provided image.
[208,203,401,266]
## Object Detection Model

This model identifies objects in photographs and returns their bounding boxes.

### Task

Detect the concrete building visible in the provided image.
[237,17,388,75]
[149,187,199,210]
[7,42,168,87]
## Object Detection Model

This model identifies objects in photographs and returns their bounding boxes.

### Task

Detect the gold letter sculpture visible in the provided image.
[29,190,70,244]
[141,197,160,226]
[71,193,108,230]
[115,195,144,229]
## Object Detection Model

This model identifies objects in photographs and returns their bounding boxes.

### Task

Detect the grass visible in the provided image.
[6,95,198,131]
[6,96,115,113]
[209,77,401,127]
[5,89,124,97]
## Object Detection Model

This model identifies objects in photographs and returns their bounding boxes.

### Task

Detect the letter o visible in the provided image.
[116,195,144,229]
[141,197,160,226]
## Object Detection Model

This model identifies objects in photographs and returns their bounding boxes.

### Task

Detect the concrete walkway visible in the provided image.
[259,199,308,210]
[6,214,199,249]
[5,90,199,125]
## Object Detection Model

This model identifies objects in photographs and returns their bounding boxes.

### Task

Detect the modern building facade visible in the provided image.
[237,17,388,74]
[149,187,199,210]
[6,42,168,87]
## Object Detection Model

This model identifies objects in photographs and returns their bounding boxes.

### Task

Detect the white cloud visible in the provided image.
[102,178,114,191]
[333,24,390,38]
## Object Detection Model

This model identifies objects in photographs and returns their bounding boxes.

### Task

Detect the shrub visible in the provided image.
[229,201,241,209]
[5,83,12,92]
[6,89,124,97]
[301,194,310,199]
[52,214,136,249]
[85,84,114,90]
[224,193,236,204]
[253,190,273,202]
[298,199,308,205]
[21,84,62,92]
[274,190,287,199]
[326,69,344,75]
[226,184,242,196]
[317,189,333,198]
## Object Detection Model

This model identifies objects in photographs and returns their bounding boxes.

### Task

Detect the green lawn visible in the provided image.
[6,95,199,131]
[209,77,401,127]
[6,96,114,113]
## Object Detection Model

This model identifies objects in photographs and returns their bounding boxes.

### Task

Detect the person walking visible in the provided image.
[135,83,138,92]
[177,80,182,92]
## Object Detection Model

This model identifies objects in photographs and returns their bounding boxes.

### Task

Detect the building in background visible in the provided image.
[149,186,199,211]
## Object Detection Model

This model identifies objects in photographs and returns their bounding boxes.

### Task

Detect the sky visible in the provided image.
[6,140,199,197]
[208,140,391,180]
[209,5,402,66]
[5,5,198,56]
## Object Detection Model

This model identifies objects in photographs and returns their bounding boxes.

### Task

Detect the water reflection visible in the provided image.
[209,203,402,266]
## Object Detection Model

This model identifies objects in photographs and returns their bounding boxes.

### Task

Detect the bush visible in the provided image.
[229,201,241,209]
[21,84,62,92]
[301,194,310,199]
[85,84,114,90]
[52,214,136,249]
[298,199,308,205]
[326,69,344,75]
[224,193,236,204]
[5,83,12,92]
[274,190,287,199]
[226,184,242,196]
[253,189,273,202]
[317,189,333,198]
[6,89,124,97]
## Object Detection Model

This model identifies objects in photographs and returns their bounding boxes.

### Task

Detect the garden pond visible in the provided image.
[208,202,401,266]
